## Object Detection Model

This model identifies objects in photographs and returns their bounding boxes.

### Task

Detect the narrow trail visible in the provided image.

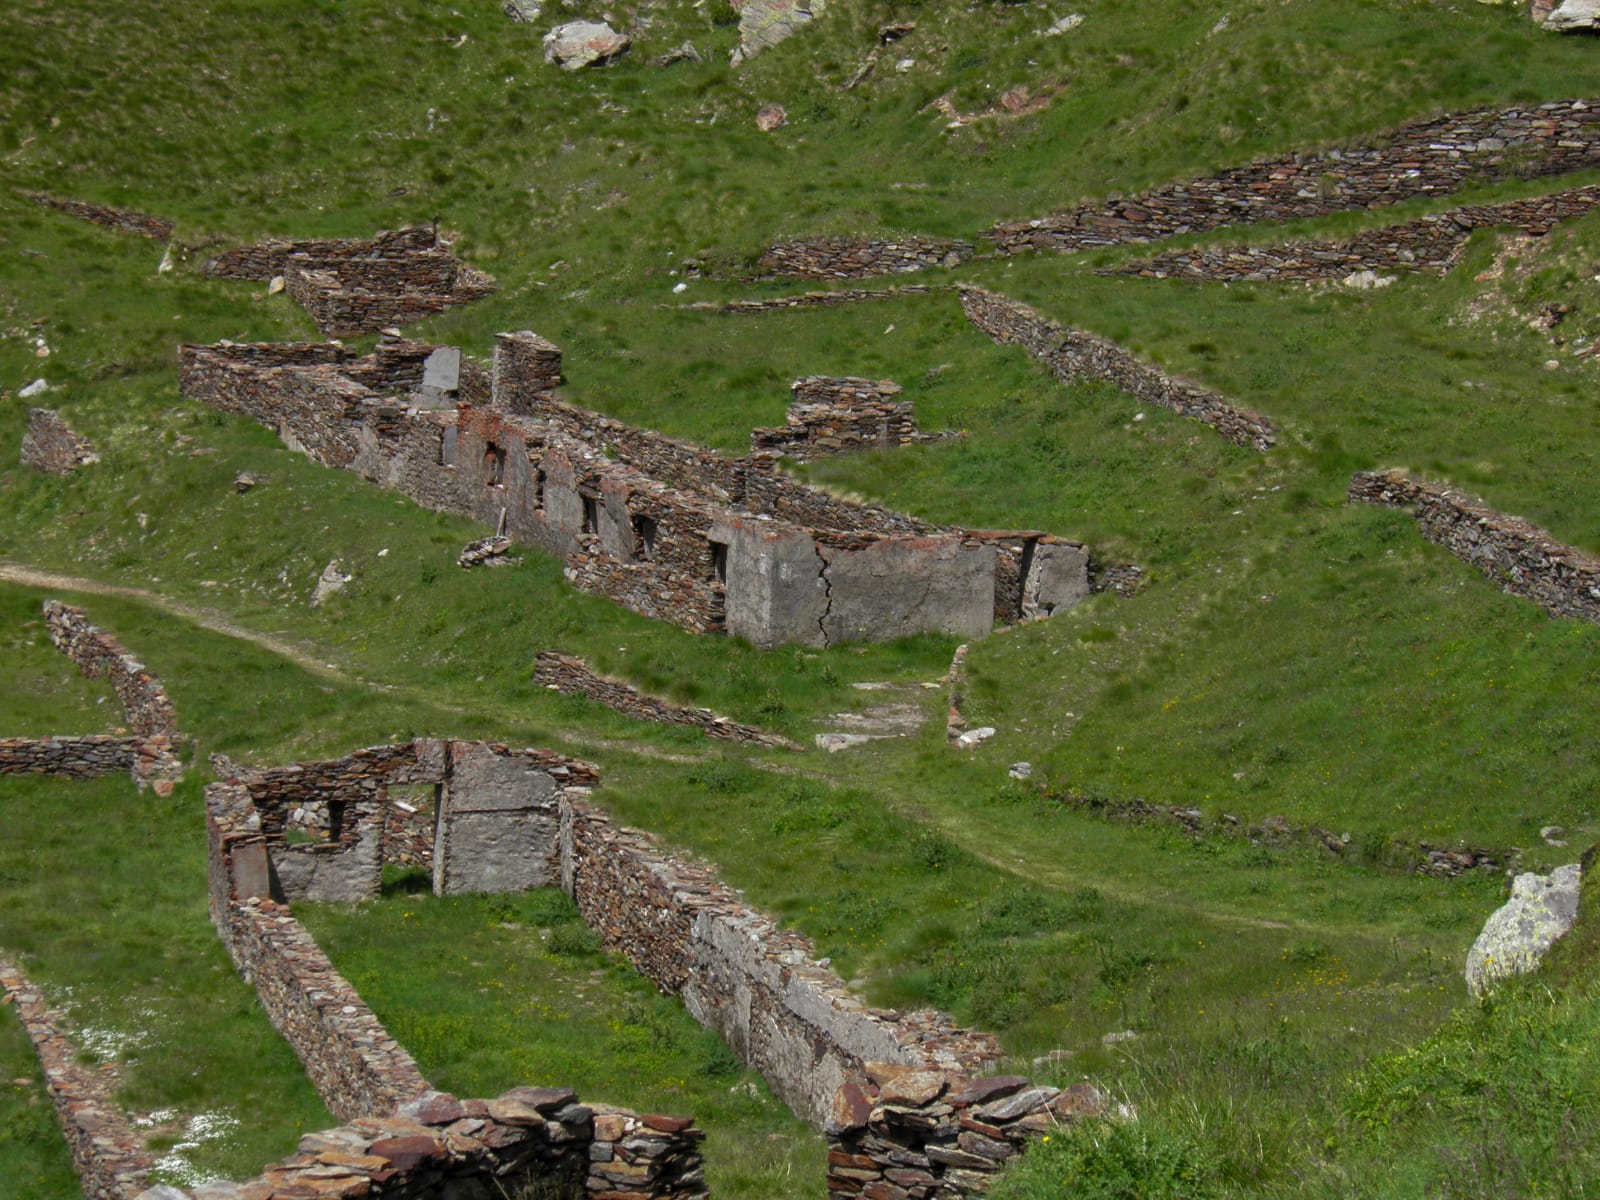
[0,561,357,685]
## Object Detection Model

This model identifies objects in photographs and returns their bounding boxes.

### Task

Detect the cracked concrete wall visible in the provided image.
[821,537,996,645]
[1023,541,1091,618]
[720,519,830,648]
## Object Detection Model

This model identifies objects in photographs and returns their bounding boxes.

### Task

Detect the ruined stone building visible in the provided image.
[179,331,1091,647]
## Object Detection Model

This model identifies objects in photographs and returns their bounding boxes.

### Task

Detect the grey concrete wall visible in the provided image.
[433,743,564,895]
[821,537,996,645]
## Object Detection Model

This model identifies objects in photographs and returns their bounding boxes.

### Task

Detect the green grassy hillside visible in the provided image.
[4,0,1600,1196]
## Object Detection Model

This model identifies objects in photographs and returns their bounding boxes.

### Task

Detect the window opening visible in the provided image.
[633,514,658,561]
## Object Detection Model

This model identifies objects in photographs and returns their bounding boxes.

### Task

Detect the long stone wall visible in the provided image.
[560,799,1003,1127]
[958,284,1276,452]
[758,237,974,281]
[25,192,174,241]
[1349,470,1600,625]
[1111,183,1600,283]
[180,330,1094,648]
[0,960,158,1200]
[20,408,99,475]
[533,651,801,748]
[0,734,150,779]
[992,99,1600,254]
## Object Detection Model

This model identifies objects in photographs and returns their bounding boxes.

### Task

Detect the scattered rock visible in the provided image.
[19,379,49,398]
[756,104,788,131]
[1465,863,1582,997]
[310,559,353,608]
[266,275,286,296]
[234,471,261,494]
[1102,1029,1138,1045]
[1008,761,1032,780]
[655,41,702,66]
[816,732,875,752]
[502,0,542,21]
[1542,825,1568,847]
[1031,1048,1073,1066]
[1043,12,1085,35]
[458,535,513,568]
[542,21,630,70]
[956,726,995,748]
[879,21,915,42]
[1342,268,1395,290]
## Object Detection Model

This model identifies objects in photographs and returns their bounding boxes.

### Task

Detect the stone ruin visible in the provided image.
[178,330,1094,647]
[203,227,496,336]
[0,601,183,790]
[20,408,98,476]
[750,376,959,462]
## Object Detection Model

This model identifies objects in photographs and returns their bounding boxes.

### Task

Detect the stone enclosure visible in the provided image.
[179,330,1093,647]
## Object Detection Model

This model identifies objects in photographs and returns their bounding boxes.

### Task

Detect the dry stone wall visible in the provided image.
[26,192,174,240]
[758,237,974,280]
[992,99,1600,254]
[0,601,188,789]
[1111,183,1600,283]
[20,408,98,475]
[560,799,1003,1126]
[181,330,1094,648]
[534,651,801,748]
[45,601,179,740]
[1349,470,1600,624]
[958,284,1276,452]
[0,960,158,1200]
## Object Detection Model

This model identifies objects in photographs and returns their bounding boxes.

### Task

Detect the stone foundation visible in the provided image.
[957,284,1276,452]
[758,236,974,281]
[684,284,948,314]
[20,408,98,476]
[991,99,1600,255]
[534,651,800,748]
[1111,183,1600,283]
[1349,469,1600,624]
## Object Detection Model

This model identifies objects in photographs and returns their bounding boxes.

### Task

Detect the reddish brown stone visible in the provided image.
[640,1113,693,1133]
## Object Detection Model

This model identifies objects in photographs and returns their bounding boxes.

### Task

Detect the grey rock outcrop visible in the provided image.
[543,21,630,69]
[1543,0,1600,31]
[1465,864,1583,996]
